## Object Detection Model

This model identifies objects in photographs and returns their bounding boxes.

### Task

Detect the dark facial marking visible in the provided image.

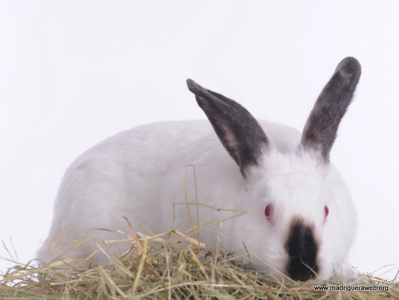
[286,220,318,281]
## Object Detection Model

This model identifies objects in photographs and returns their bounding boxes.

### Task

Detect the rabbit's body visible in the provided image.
[37,121,299,258]
[37,57,361,281]
[38,121,210,260]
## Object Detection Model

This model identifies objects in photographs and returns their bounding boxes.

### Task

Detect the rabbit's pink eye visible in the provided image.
[324,205,329,218]
[323,205,329,225]
[265,204,273,219]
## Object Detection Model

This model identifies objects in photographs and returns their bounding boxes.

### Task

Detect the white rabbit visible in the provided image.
[37,57,361,282]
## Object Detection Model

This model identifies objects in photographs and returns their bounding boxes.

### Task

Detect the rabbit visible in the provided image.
[37,57,361,282]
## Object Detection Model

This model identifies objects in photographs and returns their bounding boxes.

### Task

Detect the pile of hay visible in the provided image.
[1,226,398,299]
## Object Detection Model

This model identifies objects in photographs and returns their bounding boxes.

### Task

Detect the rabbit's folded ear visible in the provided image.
[301,57,361,162]
[187,79,269,178]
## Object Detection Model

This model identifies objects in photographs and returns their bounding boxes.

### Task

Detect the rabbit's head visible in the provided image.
[187,57,361,281]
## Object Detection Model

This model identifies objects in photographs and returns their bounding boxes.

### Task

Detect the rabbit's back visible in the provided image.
[38,120,212,262]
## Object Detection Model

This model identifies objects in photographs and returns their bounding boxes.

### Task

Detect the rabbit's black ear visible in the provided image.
[187,79,269,178]
[301,57,361,162]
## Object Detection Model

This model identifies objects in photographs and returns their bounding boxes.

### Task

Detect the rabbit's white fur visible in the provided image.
[37,57,361,281]
[37,121,355,280]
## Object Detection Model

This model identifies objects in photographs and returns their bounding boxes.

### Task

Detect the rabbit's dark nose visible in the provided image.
[286,220,318,281]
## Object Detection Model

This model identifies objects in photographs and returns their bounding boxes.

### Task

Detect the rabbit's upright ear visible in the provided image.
[187,79,269,178]
[301,57,361,162]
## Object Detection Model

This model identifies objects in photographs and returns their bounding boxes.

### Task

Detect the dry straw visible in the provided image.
[1,165,398,299]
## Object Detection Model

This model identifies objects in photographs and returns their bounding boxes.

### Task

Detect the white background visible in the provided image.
[1,1,398,280]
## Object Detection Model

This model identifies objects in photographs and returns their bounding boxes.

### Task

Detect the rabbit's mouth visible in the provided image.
[285,219,319,281]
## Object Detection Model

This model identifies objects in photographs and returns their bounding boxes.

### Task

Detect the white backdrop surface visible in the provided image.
[1,1,399,280]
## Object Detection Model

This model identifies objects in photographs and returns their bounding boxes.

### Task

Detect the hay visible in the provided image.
[1,231,398,299]
[1,165,398,299]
